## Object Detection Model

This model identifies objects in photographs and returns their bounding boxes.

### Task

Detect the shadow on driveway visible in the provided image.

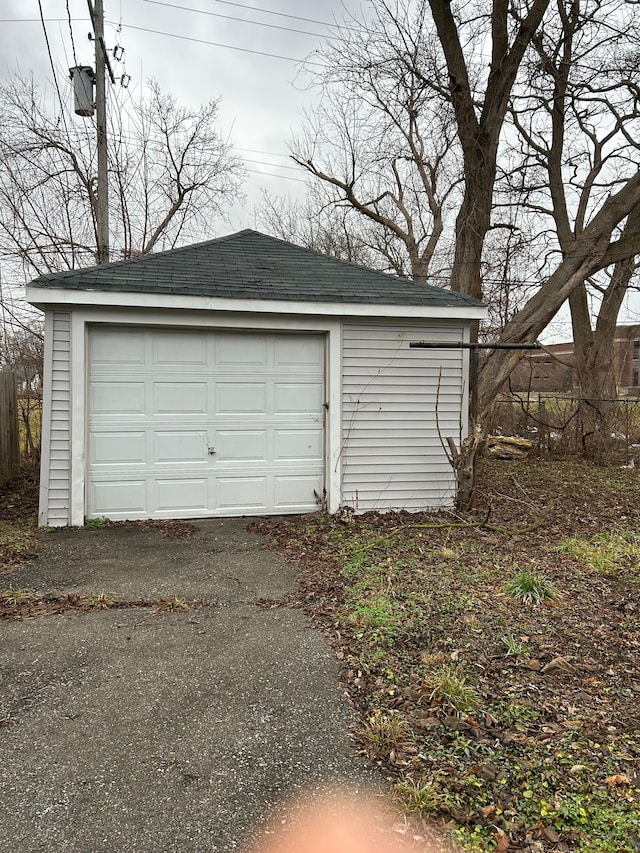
[0,518,380,852]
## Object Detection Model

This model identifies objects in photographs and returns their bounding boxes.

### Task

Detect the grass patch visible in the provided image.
[359,710,412,756]
[423,663,477,712]
[558,529,640,574]
[501,632,530,660]
[84,516,111,528]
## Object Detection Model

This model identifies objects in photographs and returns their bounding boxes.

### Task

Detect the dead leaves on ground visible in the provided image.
[257,459,640,852]
[0,590,201,621]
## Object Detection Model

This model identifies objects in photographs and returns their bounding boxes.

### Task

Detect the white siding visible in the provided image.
[41,311,72,525]
[341,322,467,511]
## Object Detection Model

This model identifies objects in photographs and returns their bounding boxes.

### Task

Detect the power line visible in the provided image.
[36,0,70,137]
[141,1,325,38]
[236,147,291,159]
[65,0,79,67]
[0,18,86,23]
[245,168,307,183]
[143,0,347,29]
[242,157,301,172]
[113,21,325,64]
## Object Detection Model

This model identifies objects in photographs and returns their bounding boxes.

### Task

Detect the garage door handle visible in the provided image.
[208,447,216,455]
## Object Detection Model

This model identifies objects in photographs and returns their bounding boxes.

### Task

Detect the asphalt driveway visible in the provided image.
[0,518,379,852]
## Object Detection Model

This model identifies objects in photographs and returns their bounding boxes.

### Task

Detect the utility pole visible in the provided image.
[92,0,109,264]
[71,3,116,264]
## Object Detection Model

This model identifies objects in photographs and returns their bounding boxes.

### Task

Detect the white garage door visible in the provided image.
[87,327,326,520]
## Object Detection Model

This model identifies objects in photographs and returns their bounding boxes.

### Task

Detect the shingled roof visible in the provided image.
[29,229,483,308]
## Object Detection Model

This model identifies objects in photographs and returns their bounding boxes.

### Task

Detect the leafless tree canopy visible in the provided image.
[257,188,380,269]
[0,74,245,282]
[289,0,462,283]
[283,1,640,407]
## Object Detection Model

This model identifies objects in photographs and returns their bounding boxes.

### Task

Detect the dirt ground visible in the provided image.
[251,459,640,852]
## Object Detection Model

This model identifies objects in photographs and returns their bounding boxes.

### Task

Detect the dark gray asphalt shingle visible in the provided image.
[29,229,484,309]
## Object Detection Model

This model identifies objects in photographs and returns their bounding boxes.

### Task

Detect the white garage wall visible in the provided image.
[37,309,471,525]
[341,322,468,511]
[38,311,72,525]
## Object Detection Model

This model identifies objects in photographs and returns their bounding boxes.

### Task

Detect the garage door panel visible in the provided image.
[274,475,323,509]
[275,336,324,367]
[153,431,207,464]
[216,430,267,462]
[155,478,208,512]
[216,382,267,414]
[91,432,146,465]
[88,328,325,520]
[217,476,267,510]
[153,382,207,414]
[153,332,207,365]
[91,480,147,515]
[91,330,144,365]
[91,382,145,414]
[216,334,267,365]
[275,382,323,413]
[275,429,323,461]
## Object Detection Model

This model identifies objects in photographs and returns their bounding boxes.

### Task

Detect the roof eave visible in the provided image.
[25,285,487,321]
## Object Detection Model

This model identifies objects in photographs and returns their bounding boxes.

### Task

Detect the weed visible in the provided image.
[491,701,541,728]
[393,777,438,814]
[424,663,477,712]
[84,592,115,608]
[501,632,529,659]
[84,516,111,528]
[155,596,191,611]
[0,588,41,605]
[504,569,560,605]
[348,593,399,643]
[358,710,410,755]
[440,546,459,560]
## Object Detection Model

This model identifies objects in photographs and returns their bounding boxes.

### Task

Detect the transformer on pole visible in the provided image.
[69,66,95,117]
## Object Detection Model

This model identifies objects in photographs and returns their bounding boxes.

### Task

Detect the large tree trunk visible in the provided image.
[449,178,640,509]
[568,210,639,456]
[571,206,640,401]
[428,0,551,304]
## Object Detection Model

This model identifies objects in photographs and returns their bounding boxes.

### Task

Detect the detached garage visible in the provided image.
[26,230,486,526]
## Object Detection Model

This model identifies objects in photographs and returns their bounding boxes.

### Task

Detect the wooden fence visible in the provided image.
[0,369,20,485]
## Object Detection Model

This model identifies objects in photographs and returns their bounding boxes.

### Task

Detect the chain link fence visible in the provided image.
[486,395,640,461]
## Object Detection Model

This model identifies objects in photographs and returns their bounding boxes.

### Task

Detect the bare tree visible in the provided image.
[294,0,640,506]
[257,188,379,268]
[0,73,245,281]
[427,0,552,302]
[507,0,640,403]
[291,0,461,283]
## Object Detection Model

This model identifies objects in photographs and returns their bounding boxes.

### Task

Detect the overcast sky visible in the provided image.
[0,0,360,228]
[1,1,638,340]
